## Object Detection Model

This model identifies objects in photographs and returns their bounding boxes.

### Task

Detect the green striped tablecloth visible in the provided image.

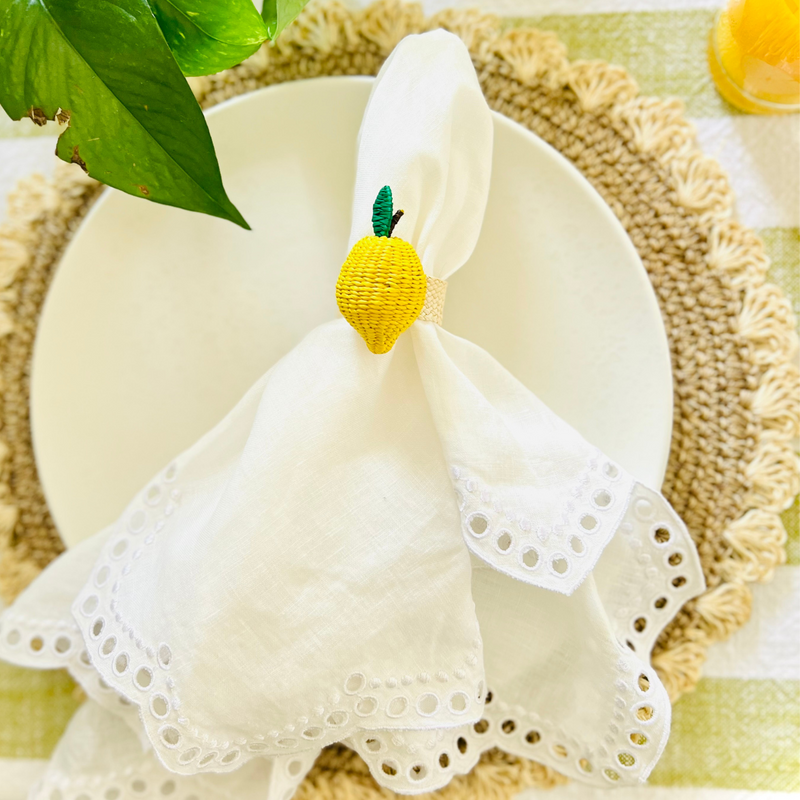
[0,1,797,798]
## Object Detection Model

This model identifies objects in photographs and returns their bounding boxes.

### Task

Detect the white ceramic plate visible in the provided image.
[31,77,673,548]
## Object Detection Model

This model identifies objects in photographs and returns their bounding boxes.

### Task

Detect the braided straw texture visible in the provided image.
[337,235,427,354]
[0,2,798,795]
[419,276,448,324]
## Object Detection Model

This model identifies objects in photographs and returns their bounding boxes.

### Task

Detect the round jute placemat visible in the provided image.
[0,2,798,796]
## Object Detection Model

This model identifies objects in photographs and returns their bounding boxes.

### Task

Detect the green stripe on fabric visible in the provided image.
[650,677,800,791]
[760,227,799,566]
[504,10,739,118]
[760,227,800,333]
[0,663,80,758]
[0,109,60,139]
[1,12,736,129]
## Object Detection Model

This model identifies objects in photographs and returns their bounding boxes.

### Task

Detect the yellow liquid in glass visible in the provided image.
[709,0,800,113]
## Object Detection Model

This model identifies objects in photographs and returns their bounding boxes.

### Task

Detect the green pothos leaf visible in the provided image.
[261,0,309,40]
[0,0,249,228]
[149,0,269,77]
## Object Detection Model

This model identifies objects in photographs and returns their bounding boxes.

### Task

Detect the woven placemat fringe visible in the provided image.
[0,168,102,604]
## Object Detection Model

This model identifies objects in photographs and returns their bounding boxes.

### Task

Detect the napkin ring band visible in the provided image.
[419,276,447,325]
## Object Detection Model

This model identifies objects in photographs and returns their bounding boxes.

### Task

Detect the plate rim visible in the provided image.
[30,75,673,547]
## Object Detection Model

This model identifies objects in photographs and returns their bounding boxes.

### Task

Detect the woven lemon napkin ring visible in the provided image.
[337,185,446,354]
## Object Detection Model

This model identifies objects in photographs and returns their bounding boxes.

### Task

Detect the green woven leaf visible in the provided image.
[372,185,393,238]
[149,0,268,77]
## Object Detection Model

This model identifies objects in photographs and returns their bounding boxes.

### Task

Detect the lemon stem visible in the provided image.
[388,209,404,237]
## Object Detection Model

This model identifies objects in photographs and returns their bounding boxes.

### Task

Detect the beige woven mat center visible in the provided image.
[1,2,798,797]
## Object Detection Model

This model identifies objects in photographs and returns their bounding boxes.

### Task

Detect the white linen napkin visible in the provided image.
[0,30,704,797]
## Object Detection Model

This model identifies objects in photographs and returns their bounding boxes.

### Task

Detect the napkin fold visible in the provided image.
[0,30,705,796]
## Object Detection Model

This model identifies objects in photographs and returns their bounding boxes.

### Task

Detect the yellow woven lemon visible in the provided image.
[336,186,427,355]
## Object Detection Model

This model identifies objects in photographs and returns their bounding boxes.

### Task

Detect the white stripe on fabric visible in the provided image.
[0,139,59,226]
[691,115,800,229]
[517,785,798,798]
[702,566,800,681]
[0,758,47,800]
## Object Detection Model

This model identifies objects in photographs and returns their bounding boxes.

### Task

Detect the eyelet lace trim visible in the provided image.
[69,462,485,776]
[351,655,670,792]
[0,461,699,791]
[28,747,317,800]
[0,613,81,668]
[68,643,145,738]
[453,454,636,595]
[597,482,706,656]
[0,612,145,737]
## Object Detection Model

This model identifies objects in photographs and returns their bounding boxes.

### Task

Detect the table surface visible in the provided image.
[0,0,797,798]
